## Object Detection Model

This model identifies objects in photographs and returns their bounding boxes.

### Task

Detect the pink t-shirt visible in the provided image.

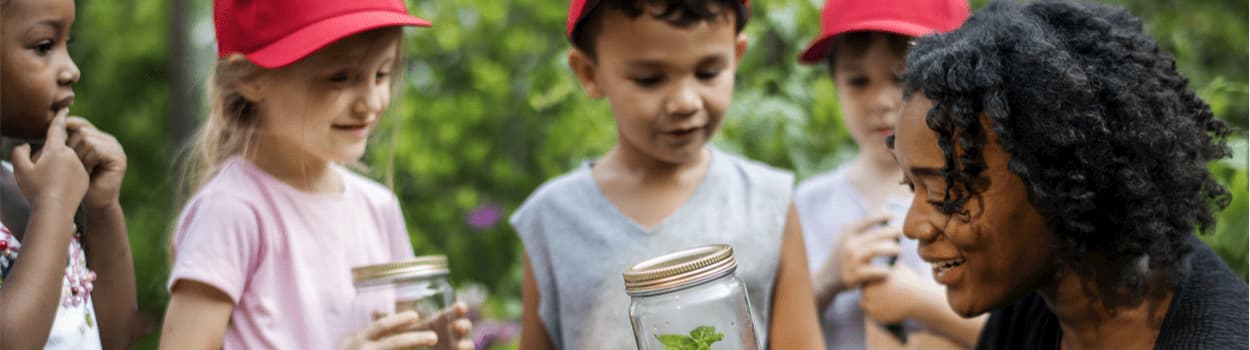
[168,157,415,349]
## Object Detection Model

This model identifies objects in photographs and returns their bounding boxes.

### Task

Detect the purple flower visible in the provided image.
[467,203,502,230]
[472,320,519,350]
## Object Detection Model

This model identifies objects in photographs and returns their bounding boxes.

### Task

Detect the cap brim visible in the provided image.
[797,19,934,64]
[246,10,432,69]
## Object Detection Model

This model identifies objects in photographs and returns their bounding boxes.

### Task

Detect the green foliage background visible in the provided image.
[61,0,1245,347]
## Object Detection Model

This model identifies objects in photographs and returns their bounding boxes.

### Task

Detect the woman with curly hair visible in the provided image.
[889,0,1248,348]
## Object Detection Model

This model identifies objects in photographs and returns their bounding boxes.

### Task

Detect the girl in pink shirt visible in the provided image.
[159,0,472,348]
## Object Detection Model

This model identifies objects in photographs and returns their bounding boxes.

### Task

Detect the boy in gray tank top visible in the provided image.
[509,1,824,349]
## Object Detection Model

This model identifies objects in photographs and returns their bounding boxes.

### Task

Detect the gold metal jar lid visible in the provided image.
[623,244,737,296]
[352,255,449,287]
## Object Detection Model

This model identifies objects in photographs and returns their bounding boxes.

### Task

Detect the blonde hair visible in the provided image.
[179,55,263,199]
[171,29,408,264]
[179,27,408,202]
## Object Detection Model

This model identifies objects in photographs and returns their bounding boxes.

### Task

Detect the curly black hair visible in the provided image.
[898,0,1233,300]
[571,0,748,60]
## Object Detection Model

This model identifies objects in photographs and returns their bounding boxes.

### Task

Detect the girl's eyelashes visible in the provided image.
[326,71,351,83]
[33,39,55,55]
[326,68,391,85]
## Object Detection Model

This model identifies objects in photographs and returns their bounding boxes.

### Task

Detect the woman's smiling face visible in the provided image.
[893,92,1058,317]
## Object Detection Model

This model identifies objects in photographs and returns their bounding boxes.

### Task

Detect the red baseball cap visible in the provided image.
[215,0,432,69]
[798,0,968,64]
[566,0,749,39]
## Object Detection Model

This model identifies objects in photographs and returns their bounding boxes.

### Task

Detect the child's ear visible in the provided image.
[734,33,749,64]
[236,74,266,103]
[567,48,604,99]
[225,55,266,103]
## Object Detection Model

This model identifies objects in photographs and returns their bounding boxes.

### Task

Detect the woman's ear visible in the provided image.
[567,48,604,99]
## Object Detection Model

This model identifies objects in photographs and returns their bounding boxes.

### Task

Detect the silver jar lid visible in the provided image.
[623,244,737,296]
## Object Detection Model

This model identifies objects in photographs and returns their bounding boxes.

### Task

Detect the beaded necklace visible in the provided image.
[0,224,97,306]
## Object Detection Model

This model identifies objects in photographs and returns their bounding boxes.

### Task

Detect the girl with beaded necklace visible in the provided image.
[0,0,138,348]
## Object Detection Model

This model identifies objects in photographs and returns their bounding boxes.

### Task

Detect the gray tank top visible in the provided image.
[510,147,794,349]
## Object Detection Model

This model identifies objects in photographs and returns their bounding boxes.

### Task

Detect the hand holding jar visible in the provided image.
[351,256,475,350]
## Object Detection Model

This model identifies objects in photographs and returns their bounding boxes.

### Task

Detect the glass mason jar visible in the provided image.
[624,244,760,350]
[351,255,455,347]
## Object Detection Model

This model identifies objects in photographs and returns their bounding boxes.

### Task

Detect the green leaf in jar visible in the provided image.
[656,334,700,350]
[690,326,724,344]
[656,326,724,350]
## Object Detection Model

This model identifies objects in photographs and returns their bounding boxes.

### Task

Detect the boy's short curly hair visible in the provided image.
[571,0,748,60]
[899,0,1233,298]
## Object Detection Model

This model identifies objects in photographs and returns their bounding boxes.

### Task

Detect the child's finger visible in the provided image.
[856,240,901,264]
[452,318,472,336]
[70,136,99,170]
[363,310,421,340]
[420,302,469,330]
[456,339,476,350]
[67,128,87,151]
[65,116,95,131]
[11,144,33,174]
[79,146,101,175]
[447,302,468,317]
[864,226,903,242]
[375,331,438,350]
[856,265,892,284]
[45,111,69,145]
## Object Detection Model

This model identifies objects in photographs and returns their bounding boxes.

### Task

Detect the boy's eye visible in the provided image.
[695,70,721,80]
[376,71,391,81]
[631,75,663,87]
[847,76,870,87]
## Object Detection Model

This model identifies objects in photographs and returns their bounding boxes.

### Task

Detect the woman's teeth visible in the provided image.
[930,257,966,275]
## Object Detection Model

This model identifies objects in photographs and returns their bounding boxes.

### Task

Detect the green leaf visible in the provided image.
[690,326,724,345]
[655,334,699,350]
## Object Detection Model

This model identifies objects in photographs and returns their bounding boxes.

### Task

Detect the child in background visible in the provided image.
[159,0,471,348]
[0,0,138,348]
[511,0,824,348]
[793,0,984,348]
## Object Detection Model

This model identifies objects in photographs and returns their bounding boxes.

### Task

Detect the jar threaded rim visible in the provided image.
[623,244,737,295]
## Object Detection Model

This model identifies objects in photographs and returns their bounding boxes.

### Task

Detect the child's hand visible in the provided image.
[11,112,88,214]
[860,264,933,325]
[828,213,901,294]
[339,310,439,350]
[65,117,126,209]
[417,302,475,350]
